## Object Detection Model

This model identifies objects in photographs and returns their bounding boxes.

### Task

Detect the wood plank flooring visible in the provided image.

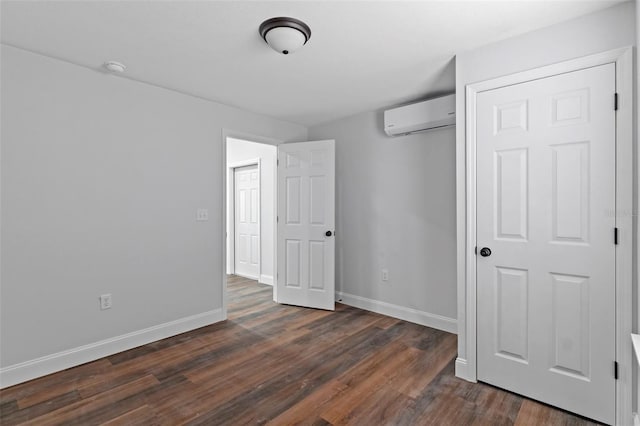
[1,275,601,425]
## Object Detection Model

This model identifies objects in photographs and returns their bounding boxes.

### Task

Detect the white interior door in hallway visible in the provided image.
[234,164,260,280]
[277,140,335,311]
[476,63,616,424]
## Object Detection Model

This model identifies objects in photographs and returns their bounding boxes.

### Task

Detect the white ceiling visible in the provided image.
[1,1,625,127]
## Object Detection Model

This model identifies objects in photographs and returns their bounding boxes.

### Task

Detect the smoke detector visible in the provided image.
[103,61,126,73]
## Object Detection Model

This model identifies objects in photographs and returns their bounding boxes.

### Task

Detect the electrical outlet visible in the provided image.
[196,208,209,221]
[381,269,389,282]
[99,294,112,310]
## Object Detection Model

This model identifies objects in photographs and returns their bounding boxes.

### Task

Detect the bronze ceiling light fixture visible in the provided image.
[259,17,311,55]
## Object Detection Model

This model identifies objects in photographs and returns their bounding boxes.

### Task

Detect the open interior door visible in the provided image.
[276,140,335,310]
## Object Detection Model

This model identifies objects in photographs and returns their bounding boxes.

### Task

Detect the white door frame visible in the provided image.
[228,158,261,278]
[222,130,281,319]
[455,47,633,426]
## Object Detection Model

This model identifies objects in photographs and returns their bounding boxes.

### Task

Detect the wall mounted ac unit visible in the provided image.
[384,94,455,136]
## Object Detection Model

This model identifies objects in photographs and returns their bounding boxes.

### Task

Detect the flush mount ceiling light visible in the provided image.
[103,61,126,73]
[259,17,311,55]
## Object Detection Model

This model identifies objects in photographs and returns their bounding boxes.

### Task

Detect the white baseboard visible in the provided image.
[335,291,457,334]
[259,274,274,286]
[0,308,224,389]
[233,272,259,281]
[455,357,476,382]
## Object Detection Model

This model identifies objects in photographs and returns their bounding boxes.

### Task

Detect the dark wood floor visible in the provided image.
[1,275,600,425]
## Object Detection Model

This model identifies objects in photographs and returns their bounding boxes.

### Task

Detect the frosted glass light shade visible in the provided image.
[259,17,311,55]
[265,27,306,55]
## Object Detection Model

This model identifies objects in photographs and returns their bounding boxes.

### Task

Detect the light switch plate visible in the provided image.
[196,208,209,221]
[99,294,112,310]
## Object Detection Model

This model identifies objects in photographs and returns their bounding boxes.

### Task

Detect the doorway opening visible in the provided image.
[225,135,279,309]
[223,132,337,317]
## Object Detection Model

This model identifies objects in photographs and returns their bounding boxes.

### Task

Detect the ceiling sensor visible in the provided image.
[103,61,126,73]
[259,17,311,55]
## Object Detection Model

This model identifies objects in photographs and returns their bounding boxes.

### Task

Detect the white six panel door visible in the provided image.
[234,165,260,279]
[476,64,616,424]
[277,140,335,310]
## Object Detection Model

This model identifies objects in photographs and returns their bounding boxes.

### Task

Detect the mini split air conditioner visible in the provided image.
[384,94,455,136]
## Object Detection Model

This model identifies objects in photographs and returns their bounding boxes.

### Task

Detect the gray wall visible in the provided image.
[309,111,457,322]
[454,0,637,413]
[0,45,306,368]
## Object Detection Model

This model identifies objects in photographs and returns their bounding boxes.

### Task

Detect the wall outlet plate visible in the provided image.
[196,208,209,221]
[381,269,389,282]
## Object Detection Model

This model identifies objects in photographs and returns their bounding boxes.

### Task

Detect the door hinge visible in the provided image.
[277,159,279,166]
[614,93,618,111]
[614,227,619,245]
[277,216,279,223]
[614,361,619,379]
[474,246,477,255]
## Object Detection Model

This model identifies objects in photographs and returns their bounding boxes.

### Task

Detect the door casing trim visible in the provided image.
[455,46,634,426]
